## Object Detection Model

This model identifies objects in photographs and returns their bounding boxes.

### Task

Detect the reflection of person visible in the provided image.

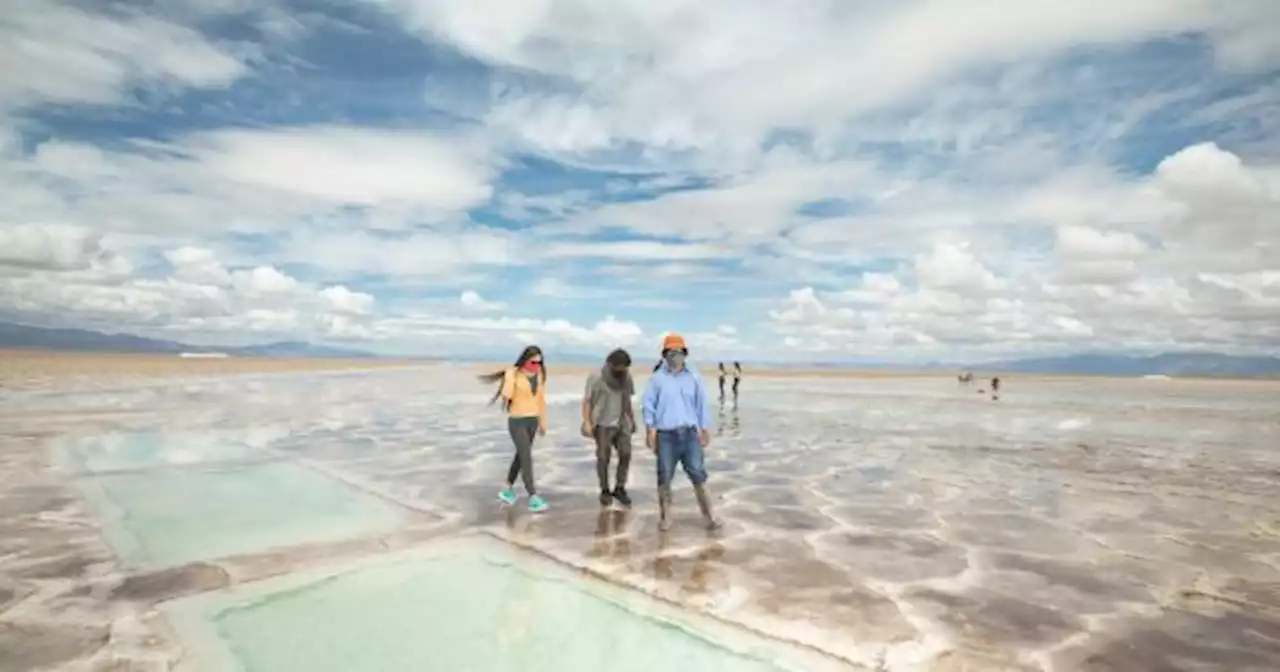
[731,361,742,401]
[642,333,722,531]
[590,509,632,563]
[581,348,636,507]
[479,345,549,513]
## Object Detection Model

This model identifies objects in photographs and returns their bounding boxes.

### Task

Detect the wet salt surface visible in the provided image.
[1,366,1279,671]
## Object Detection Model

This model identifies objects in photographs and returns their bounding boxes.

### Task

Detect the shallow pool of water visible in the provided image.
[76,460,405,569]
[164,537,817,672]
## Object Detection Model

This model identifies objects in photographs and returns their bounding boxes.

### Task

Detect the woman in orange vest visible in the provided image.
[478,345,549,513]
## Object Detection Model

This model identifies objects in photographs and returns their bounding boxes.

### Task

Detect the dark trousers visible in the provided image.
[593,425,632,492]
[506,417,538,494]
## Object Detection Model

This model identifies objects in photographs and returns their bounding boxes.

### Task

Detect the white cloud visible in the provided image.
[165,246,232,286]
[366,313,646,354]
[180,126,495,214]
[0,1,249,110]
[765,144,1280,359]
[459,290,505,312]
[542,240,732,261]
[913,241,1003,296]
[0,224,105,272]
[1,124,497,248]
[834,273,903,305]
[0,245,379,342]
[1,1,1277,361]
[1155,142,1267,202]
[388,0,1278,167]
[1055,225,1148,258]
[283,228,518,278]
[321,286,375,316]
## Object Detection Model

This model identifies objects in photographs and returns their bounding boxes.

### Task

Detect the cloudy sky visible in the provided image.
[2,0,1278,362]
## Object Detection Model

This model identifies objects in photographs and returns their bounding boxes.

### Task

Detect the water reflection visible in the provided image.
[652,530,726,595]
[716,399,740,437]
[17,367,1280,671]
[588,509,632,563]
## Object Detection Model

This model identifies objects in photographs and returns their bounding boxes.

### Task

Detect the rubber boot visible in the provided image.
[657,485,673,531]
[693,483,722,530]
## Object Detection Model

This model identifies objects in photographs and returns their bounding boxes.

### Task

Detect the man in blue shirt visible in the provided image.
[642,333,721,531]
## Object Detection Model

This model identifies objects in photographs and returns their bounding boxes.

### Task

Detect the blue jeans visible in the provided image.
[655,427,708,488]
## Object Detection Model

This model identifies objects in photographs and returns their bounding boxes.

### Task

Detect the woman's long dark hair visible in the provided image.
[479,345,546,408]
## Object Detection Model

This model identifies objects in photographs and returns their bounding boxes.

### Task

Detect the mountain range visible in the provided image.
[0,321,374,359]
[972,352,1280,377]
[2,321,1277,376]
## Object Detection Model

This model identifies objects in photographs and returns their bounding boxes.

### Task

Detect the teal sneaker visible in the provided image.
[528,495,548,513]
[497,488,517,505]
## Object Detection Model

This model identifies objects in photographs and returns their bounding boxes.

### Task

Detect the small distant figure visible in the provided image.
[991,376,1000,401]
[717,362,727,400]
[958,371,973,386]
[731,361,742,402]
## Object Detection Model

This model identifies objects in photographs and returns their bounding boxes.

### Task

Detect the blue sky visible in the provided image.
[1,0,1278,361]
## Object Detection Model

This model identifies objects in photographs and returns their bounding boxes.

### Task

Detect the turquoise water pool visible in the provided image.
[61,431,261,473]
[164,537,812,672]
[77,460,404,569]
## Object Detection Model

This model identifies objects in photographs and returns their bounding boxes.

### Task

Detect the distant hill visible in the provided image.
[975,352,1280,378]
[745,353,1280,378]
[0,322,375,359]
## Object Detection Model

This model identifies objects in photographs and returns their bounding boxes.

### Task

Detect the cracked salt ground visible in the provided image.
[1,366,1278,671]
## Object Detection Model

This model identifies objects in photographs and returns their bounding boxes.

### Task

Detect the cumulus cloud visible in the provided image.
[0,1,1277,360]
[459,290,505,312]
[0,245,379,341]
[767,143,1280,359]
[0,224,105,272]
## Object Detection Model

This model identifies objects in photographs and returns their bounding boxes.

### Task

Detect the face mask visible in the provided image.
[664,351,686,369]
[523,360,541,373]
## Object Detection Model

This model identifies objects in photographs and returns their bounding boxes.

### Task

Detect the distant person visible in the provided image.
[581,348,636,507]
[642,333,721,531]
[717,362,727,400]
[479,345,549,513]
[732,361,742,401]
[991,376,1001,401]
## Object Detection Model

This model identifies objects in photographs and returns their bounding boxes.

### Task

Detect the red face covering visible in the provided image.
[522,361,541,373]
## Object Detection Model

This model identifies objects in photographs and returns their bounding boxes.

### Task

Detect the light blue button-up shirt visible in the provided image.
[642,364,713,431]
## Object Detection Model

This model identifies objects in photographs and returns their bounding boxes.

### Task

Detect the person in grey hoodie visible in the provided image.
[581,348,637,507]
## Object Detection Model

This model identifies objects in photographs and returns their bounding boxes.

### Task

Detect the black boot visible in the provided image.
[611,487,632,507]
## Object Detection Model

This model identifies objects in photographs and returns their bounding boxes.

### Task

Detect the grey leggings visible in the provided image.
[506,417,538,495]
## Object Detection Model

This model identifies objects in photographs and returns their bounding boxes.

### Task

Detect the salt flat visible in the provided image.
[1,365,1277,671]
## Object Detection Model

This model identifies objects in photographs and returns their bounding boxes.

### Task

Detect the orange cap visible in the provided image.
[661,333,687,351]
